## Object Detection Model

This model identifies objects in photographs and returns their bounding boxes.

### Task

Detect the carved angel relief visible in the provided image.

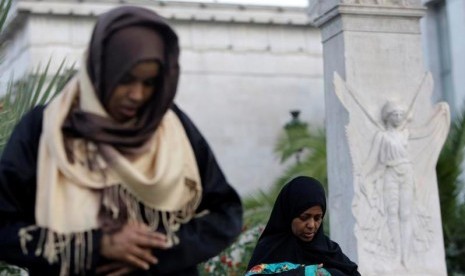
[333,72,450,269]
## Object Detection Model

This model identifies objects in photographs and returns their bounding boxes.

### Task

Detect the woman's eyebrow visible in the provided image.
[127,73,158,80]
[120,73,135,79]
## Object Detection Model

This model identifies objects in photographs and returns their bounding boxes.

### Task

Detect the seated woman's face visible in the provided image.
[107,61,160,123]
[291,205,323,242]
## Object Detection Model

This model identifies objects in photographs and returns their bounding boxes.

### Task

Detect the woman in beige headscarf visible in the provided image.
[0,6,242,276]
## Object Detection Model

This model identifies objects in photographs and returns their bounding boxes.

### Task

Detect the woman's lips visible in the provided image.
[120,106,138,117]
[303,232,315,239]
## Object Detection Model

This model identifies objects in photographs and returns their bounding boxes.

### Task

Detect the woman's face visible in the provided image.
[106,61,160,123]
[387,110,405,128]
[291,205,323,242]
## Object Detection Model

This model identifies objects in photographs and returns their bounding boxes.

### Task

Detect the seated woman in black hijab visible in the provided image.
[246,176,360,276]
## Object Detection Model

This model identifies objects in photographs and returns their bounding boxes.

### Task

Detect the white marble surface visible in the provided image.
[311,0,448,274]
[335,72,449,275]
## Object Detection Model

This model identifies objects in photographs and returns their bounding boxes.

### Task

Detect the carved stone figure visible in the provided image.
[333,72,450,271]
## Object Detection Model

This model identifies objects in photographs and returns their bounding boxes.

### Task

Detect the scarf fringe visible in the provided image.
[19,226,94,276]
[102,183,202,246]
[17,183,201,275]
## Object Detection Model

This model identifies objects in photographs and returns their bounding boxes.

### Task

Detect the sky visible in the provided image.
[164,0,308,7]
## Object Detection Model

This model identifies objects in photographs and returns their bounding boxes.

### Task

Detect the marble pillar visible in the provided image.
[308,0,449,275]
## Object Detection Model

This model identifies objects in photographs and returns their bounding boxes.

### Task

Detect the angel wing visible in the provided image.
[333,72,384,176]
[333,72,392,255]
[405,73,450,251]
[406,73,450,204]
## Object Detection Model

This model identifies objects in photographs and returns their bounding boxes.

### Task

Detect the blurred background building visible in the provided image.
[0,0,463,196]
[421,0,465,118]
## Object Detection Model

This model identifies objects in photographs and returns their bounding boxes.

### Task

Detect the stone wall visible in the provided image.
[0,0,325,195]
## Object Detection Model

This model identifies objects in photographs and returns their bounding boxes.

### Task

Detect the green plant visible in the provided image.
[0,0,12,32]
[436,104,465,275]
[0,1,24,274]
[0,60,75,153]
[0,262,22,276]
[273,122,327,192]
[199,225,264,276]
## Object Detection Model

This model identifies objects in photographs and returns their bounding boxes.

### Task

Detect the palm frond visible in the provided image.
[0,60,74,153]
[0,0,12,32]
[436,103,465,274]
[274,129,310,162]
[437,110,465,223]
[273,126,327,190]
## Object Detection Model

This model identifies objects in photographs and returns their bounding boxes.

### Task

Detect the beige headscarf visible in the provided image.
[19,6,202,275]
[20,56,202,276]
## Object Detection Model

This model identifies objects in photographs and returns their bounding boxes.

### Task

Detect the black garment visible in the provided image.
[0,105,243,275]
[247,176,360,276]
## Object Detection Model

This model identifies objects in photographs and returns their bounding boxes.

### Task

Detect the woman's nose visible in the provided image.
[306,219,315,229]
[127,82,145,101]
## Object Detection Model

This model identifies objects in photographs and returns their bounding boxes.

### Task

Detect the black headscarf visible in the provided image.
[63,6,180,151]
[247,176,360,276]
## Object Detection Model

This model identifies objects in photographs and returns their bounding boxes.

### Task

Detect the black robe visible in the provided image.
[0,104,243,275]
[247,176,360,276]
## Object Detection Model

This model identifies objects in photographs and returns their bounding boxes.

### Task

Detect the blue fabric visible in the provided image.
[247,177,360,276]
[246,262,331,275]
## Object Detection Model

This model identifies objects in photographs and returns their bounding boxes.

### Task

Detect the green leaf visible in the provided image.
[0,0,12,32]
[0,60,74,153]
[436,103,465,274]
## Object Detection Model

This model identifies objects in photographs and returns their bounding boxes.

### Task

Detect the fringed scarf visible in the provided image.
[19,6,201,275]
[19,64,202,276]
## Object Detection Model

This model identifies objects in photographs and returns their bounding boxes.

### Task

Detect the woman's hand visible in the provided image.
[317,263,328,276]
[99,221,171,271]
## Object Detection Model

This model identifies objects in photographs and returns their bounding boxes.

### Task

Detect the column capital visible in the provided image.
[309,0,425,28]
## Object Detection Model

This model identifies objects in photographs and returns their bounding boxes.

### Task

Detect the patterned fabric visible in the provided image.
[247,177,361,276]
[246,262,331,275]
